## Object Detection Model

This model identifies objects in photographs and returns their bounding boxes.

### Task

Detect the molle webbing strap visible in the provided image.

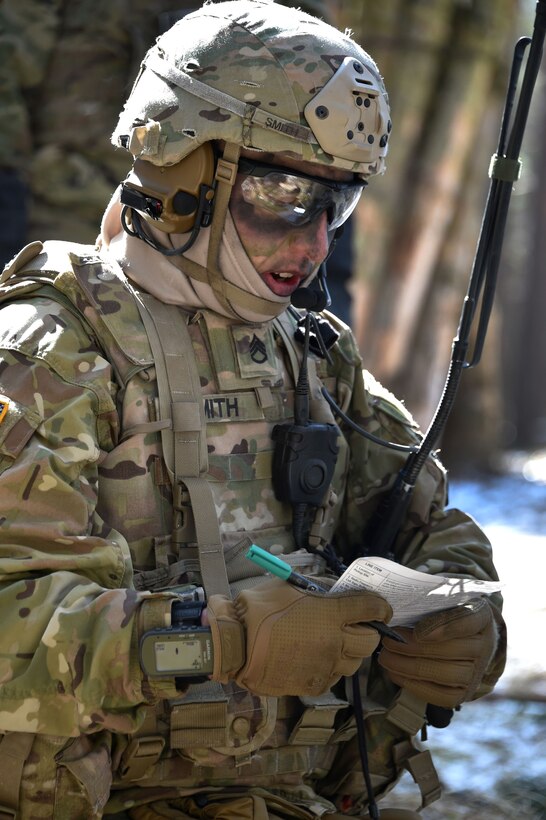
[387,690,442,807]
[392,740,442,808]
[170,682,230,749]
[0,732,34,818]
[385,690,427,736]
[135,293,230,598]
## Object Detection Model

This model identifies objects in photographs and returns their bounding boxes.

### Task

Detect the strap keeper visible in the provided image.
[405,749,442,807]
[171,401,201,432]
[488,153,522,181]
[288,695,346,746]
[386,689,427,735]
[118,735,166,781]
[393,741,442,808]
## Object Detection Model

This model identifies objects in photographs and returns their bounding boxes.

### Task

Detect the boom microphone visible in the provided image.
[290,262,331,311]
[290,287,328,311]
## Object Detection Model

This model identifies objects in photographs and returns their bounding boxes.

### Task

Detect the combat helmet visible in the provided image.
[112,0,391,318]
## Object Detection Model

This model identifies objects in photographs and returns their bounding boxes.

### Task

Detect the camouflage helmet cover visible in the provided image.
[113,0,391,178]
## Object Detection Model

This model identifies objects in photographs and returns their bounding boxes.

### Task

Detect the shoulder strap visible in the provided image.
[273,311,301,382]
[274,310,337,425]
[134,293,231,599]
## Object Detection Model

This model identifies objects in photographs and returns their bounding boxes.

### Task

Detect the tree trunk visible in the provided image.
[332,0,520,467]
[512,62,546,449]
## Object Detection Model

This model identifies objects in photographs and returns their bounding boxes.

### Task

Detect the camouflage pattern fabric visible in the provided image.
[113,1,390,177]
[0,241,505,817]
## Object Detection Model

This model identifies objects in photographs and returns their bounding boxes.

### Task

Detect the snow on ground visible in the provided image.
[448,468,546,700]
[387,463,546,816]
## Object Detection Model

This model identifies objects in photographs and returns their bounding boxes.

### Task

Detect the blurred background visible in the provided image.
[332,0,546,474]
[1,0,545,816]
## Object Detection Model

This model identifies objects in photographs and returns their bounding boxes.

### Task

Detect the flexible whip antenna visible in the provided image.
[359,2,546,562]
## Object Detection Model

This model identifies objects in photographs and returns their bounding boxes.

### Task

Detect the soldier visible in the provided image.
[0,2,505,818]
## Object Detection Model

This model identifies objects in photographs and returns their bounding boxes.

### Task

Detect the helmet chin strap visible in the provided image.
[174,142,295,322]
[205,141,243,316]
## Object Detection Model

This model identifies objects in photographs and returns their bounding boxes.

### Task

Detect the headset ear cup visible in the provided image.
[121,142,216,233]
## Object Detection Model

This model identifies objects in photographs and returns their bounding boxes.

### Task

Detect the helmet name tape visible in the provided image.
[143,50,315,145]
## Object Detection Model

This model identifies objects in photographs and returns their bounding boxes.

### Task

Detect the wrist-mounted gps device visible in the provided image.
[140,600,214,678]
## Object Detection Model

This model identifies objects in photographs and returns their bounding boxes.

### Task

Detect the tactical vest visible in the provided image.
[0,241,440,815]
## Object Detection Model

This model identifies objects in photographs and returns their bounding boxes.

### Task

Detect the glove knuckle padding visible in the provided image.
[414,597,493,641]
[378,598,498,708]
[342,625,381,659]
[210,579,391,697]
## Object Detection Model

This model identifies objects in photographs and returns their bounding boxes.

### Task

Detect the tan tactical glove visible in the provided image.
[378,597,499,708]
[206,578,392,697]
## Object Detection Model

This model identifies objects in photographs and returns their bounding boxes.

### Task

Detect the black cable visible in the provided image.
[294,313,311,425]
[321,387,418,454]
[123,207,203,257]
[352,672,380,820]
[292,314,312,548]
[120,180,211,257]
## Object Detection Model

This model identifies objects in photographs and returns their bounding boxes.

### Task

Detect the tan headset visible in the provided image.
[120,142,216,234]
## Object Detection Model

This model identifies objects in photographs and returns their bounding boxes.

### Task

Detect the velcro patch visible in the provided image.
[0,396,9,424]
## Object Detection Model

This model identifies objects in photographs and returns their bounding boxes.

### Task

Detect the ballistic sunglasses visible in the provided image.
[237,157,366,230]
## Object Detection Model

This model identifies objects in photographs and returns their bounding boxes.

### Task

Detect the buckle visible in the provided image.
[215,159,238,186]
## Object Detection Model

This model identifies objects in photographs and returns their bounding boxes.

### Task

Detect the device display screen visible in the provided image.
[140,627,214,676]
[154,637,204,672]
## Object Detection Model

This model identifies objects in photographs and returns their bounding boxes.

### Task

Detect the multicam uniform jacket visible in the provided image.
[0,241,505,817]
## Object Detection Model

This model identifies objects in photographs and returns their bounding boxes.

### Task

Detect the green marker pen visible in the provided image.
[245,544,406,643]
[246,544,327,593]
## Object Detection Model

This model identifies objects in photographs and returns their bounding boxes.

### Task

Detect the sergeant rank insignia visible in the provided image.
[249,334,268,364]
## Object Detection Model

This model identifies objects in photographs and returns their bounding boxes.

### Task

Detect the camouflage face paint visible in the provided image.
[229,174,330,297]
